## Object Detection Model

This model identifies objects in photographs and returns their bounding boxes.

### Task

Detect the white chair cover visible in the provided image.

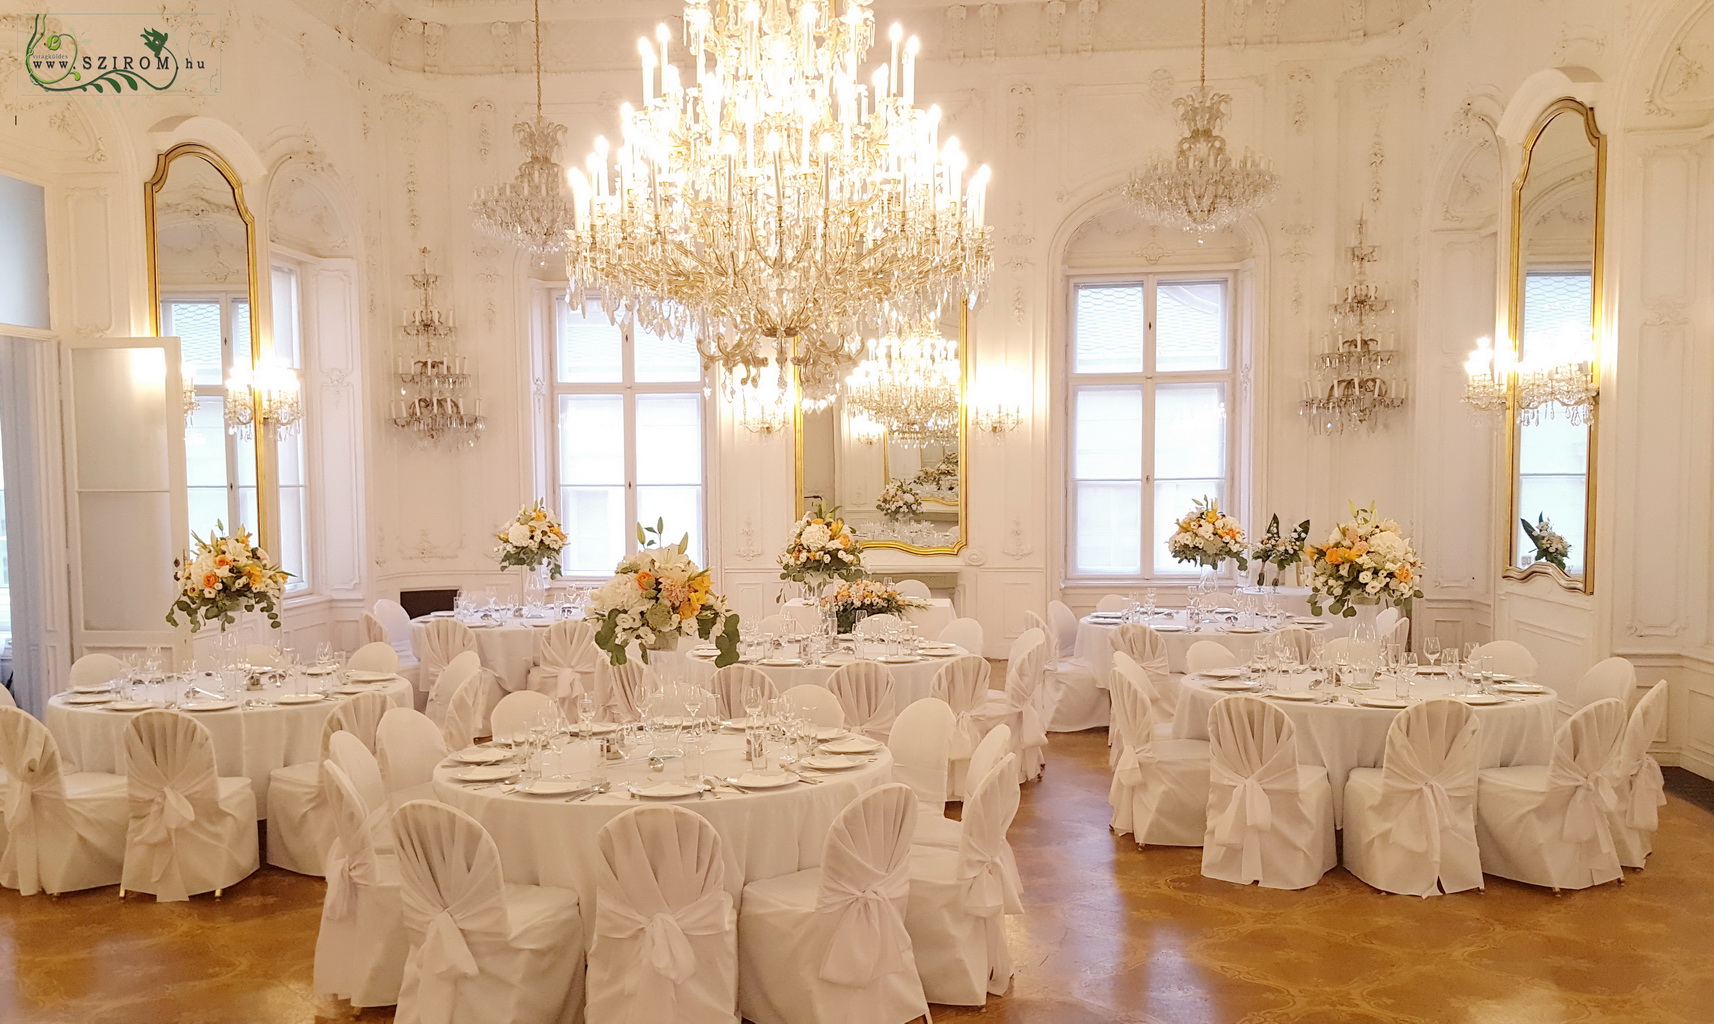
[1200,696,1336,890]
[1576,656,1636,710]
[528,620,599,703]
[68,653,127,692]
[972,629,1048,783]
[415,619,479,696]
[361,613,389,646]
[710,665,778,720]
[425,650,481,728]
[490,691,556,743]
[1607,681,1669,868]
[1186,641,1240,675]
[1341,699,1483,896]
[1093,595,1126,613]
[905,752,1019,1006]
[894,580,932,600]
[351,641,401,675]
[598,660,648,724]
[314,760,409,1008]
[244,644,284,669]
[1112,625,1174,726]
[391,801,585,1024]
[0,707,126,895]
[377,708,450,808]
[937,617,985,655]
[757,613,793,636]
[825,663,898,742]
[854,613,904,636]
[933,655,991,799]
[1472,640,1539,679]
[443,674,493,751]
[1107,667,1210,848]
[781,684,845,728]
[266,690,394,876]
[1037,604,1107,733]
[889,698,955,812]
[1385,615,1411,649]
[965,726,1013,802]
[737,784,928,1024]
[376,598,415,650]
[1475,698,1626,890]
[120,711,259,901]
[1375,607,1400,637]
[1023,611,1054,655]
[0,687,14,709]
[1047,602,1082,662]
[588,806,737,1024]
[1272,627,1314,664]
[1111,652,1172,749]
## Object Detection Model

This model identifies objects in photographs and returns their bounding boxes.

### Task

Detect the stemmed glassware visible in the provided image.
[577,693,596,738]
[1422,636,1442,670]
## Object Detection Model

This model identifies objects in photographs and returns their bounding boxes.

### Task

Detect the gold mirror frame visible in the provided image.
[792,308,969,556]
[1502,98,1603,594]
[145,142,272,550]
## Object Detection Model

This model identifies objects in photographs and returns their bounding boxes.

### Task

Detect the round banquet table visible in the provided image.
[412,612,583,693]
[681,646,966,707]
[782,598,956,639]
[1172,671,1557,824]
[45,674,414,816]
[1076,611,1348,680]
[432,731,893,945]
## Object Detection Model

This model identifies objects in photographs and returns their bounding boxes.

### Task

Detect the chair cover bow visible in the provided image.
[814,873,912,987]
[324,847,359,920]
[1627,759,1666,831]
[0,774,40,894]
[1381,777,1466,861]
[1208,761,1293,881]
[595,887,729,987]
[416,908,481,1024]
[1556,766,1619,853]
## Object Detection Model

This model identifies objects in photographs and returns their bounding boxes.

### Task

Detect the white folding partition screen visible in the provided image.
[62,337,187,661]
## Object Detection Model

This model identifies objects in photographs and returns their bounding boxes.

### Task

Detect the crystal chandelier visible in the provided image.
[563,0,993,408]
[1461,336,1598,424]
[843,320,960,447]
[731,362,791,434]
[224,360,302,441]
[1300,216,1408,435]
[1123,0,1278,232]
[392,248,487,448]
[471,0,574,261]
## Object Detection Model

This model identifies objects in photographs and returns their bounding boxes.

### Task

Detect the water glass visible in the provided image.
[577,694,596,737]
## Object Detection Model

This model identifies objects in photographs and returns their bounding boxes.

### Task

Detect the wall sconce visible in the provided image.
[1462,334,1598,424]
[1462,336,1512,416]
[181,363,197,427]
[849,411,887,445]
[968,371,1024,435]
[225,358,303,441]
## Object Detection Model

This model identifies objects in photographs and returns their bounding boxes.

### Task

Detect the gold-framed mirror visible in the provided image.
[1503,99,1603,593]
[145,143,272,549]
[794,307,968,555]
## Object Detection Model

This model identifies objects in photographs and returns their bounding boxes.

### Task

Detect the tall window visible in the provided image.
[550,294,706,575]
[1066,275,1237,578]
[1514,270,1591,575]
[270,264,310,589]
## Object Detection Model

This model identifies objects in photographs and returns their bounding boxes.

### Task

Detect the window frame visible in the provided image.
[543,289,713,579]
[1062,269,1245,584]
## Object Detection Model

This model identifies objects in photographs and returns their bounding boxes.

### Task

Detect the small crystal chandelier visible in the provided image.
[1461,335,1598,424]
[844,321,960,447]
[471,0,574,261]
[563,0,994,409]
[1462,336,1512,415]
[1124,0,1278,232]
[224,360,302,441]
[392,248,487,448]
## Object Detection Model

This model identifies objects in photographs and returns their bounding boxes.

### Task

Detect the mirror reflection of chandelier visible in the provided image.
[224,360,302,441]
[563,0,993,408]
[843,322,960,447]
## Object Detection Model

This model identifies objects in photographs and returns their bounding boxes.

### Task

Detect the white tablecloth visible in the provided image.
[681,647,965,707]
[412,614,581,693]
[1076,611,1347,679]
[45,675,414,816]
[432,732,893,945]
[1173,673,1557,823]
[782,598,956,639]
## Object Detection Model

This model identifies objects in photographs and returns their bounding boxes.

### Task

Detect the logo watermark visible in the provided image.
[24,13,218,95]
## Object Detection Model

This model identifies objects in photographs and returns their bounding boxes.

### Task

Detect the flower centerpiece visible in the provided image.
[1520,514,1571,571]
[590,520,741,667]
[778,502,866,588]
[821,579,929,635]
[1303,503,1425,616]
[1251,514,1312,587]
[913,450,959,490]
[166,522,290,632]
[875,480,923,521]
[1167,496,1248,571]
[495,499,567,577]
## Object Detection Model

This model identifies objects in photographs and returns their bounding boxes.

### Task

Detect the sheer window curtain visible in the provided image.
[0,336,68,714]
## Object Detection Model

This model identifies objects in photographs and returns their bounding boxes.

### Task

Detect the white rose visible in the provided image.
[636,627,656,646]
[617,612,641,630]
[506,523,532,546]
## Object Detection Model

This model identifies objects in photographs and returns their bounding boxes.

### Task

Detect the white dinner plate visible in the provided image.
[63,693,115,705]
[334,685,375,695]
[450,746,518,765]
[1151,624,1185,632]
[731,772,795,790]
[809,727,846,741]
[759,658,803,667]
[105,700,160,712]
[347,671,397,683]
[570,722,621,735]
[1458,694,1508,706]
[453,765,519,782]
[1360,697,1412,709]
[303,665,336,676]
[71,684,116,694]
[722,717,761,731]
[919,648,958,658]
[1225,627,1266,634]
[1201,667,1246,679]
[1488,673,1520,683]
[1204,680,1257,691]
[1415,666,1450,675]
[918,642,956,650]
[180,700,238,712]
[275,693,326,705]
[819,655,856,667]
[801,754,865,771]
[1496,682,1550,694]
[1265,692,1320,702]
[513,778,589,796]
[633,781,703,799]
[821,736,883,755]
[877,655,920,664]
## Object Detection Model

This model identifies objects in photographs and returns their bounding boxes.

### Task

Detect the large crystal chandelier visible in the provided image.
[471,0,574,261]
[843,321,960,446]
[1124,0,1277,232]
[563,0,993,407]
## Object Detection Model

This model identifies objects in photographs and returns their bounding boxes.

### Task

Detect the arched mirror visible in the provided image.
[145,144,271,549]
[1504,100,1603,593]
[794,307,967,555]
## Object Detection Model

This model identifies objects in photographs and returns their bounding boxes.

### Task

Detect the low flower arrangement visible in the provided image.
[779,502,866,586]
[166,522,290,632]
[1167,496,1248,571]
[591,520,740,667]
[875,480,923,521]
[1304,503,1426,616]
[913,451,959,490]
[1251,514,1312,586]
[821,579,929,635]
[494,499,567,576]
[1521,514,1571,571]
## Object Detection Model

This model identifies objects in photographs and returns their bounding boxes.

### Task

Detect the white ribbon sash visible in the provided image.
[594,887,730,987]
[0,775,39,893]
[416,908,480,1024]
[814,873,912,987]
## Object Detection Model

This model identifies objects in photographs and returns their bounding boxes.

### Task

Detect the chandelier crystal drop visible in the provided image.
[563,0,993,407]
[1123,0,1278,232]
[843,321,960,447]
[471,0,575,261]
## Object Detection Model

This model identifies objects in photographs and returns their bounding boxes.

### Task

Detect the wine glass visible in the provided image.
[1422,636,1442,669]
[315,641,333,668]
[577,693,596,738]
[742,682,765,724]
[683,687,706,726]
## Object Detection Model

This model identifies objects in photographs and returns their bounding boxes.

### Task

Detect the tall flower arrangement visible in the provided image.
[590,520,740,667]
[1304,503,1425,616]
[875,480,923,521]
[1520,514,1571,571]
[166,522,290,631]
[1251,514,1311,586]
[778,502,865,586]
[1167,496,1248,571]
[495,499,567,576]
